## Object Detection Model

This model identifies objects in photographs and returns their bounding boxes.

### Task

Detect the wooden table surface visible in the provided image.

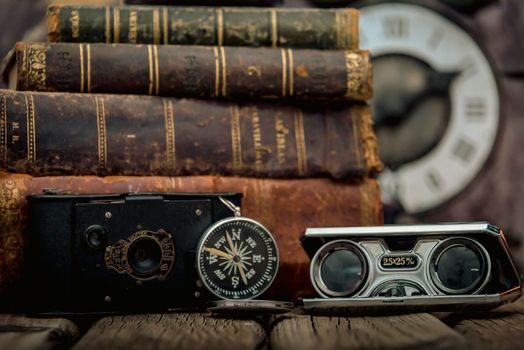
[1,295,523,350]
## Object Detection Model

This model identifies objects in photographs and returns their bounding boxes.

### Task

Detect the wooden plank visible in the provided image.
[450,296,524,350]
[0,314,79,350]
[270,313,468,350]
[73,313,266,350]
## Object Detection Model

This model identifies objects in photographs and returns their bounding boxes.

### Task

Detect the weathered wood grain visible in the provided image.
[73,313,266,350]
[451,295,524,350]
[270,313,468,350]
[0,314,79,350]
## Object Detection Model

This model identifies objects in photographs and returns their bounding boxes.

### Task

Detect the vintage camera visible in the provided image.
[300,223,521,313]
[25,192,242,313]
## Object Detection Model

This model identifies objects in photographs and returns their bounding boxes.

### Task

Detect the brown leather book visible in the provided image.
[16,42,371,100]
[47,5,356,49]
[0,90,382,178]
[0,173,382,298]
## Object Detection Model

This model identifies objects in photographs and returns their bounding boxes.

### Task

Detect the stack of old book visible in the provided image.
[0,0,383,298]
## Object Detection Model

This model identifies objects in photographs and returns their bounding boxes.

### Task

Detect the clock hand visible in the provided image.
[203,246,233,260]
[426,70,460,95]
[238,262,248,285]
[226,231,238,255]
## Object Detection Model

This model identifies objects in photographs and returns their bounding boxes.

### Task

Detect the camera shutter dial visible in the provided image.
[196,217,279,300]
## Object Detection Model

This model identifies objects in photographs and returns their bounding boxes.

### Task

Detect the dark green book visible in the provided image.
[48,5,359,49]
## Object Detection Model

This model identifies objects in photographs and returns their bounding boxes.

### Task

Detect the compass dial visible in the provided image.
[196,217,278,300]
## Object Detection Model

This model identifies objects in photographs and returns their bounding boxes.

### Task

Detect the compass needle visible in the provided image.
[226,232,237,255]
[238,262,248,285]
[203,246,233,260]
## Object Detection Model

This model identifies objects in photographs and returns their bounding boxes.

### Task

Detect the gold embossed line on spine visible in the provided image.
[153,45,160,95]
[287,49,294,96]
[1,95,6,167]
[148,45,154,95]
[294,110,307,176]
[162,7,169,45]
[105,6,111,43]
[280,49,287,97]
[95,96,107,174]
[79,44,85,92]
[220,47,228,97]
[113,7,120,43]
[153,8,161,45]
[270,9,278,47]
[86,44,92,92]
[213,47,220,97]
[335,10,345,49]
[229,105,242,171]
[25,95,36,169]
[216,8,224,46]
[163,98,176,172]
[352,10,359,49]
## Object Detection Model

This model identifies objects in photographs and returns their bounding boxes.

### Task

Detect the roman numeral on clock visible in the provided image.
[426,169,443,192]
[382,16,409,39]
[465,97,486,120]
[453,137,476,163]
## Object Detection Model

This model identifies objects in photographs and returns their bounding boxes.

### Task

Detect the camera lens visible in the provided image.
[127,237,163,276]
[430,238,490,294]
[84,225,108,249]
[311,240,368,297]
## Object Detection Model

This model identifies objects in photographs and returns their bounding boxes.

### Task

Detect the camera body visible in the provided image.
[301,223,521,313]
[25,192,242,313]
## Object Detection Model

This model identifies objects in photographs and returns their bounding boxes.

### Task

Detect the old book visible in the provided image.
[47,5,359,49]
[0,90,382,178]
[16,42,372,100]
[0,173,383,298]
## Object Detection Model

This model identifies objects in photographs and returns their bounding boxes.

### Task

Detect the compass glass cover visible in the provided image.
[197,218,278,300]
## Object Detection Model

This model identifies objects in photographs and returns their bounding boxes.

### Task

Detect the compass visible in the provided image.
[196,213,279,300]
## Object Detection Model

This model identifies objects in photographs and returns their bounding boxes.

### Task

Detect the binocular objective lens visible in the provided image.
[431,239,489,294]
[321,249,365,294]
[127,237,163,276]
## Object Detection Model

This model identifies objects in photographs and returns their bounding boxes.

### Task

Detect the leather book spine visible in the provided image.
[47,6,359,49]
[0,173,382,298]
[0,89,383,178]
[16,42,372,100]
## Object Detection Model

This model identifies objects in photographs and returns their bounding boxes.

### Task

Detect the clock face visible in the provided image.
[196,217,279,300]
[360,2,501,214]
